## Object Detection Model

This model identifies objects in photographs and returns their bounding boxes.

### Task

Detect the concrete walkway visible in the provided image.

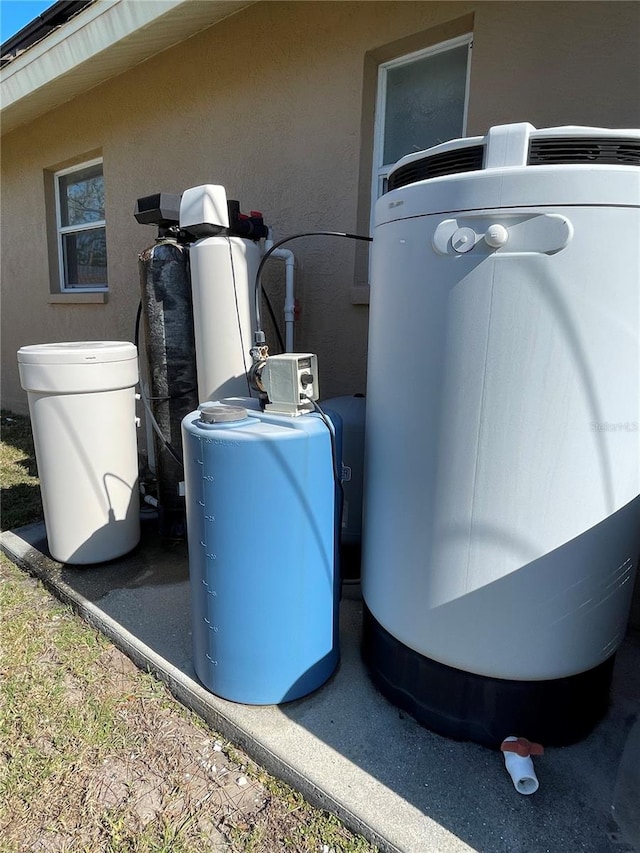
[2,520,639,853]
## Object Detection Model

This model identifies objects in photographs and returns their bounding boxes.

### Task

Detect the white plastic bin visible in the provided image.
[17,341,140,564]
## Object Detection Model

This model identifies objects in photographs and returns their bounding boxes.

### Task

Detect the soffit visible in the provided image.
[1,0,255,136]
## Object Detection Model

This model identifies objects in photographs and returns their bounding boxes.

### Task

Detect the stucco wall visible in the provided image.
[2,1,639,414]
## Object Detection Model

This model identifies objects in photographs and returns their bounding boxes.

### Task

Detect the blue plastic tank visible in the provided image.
[182,402,340,704]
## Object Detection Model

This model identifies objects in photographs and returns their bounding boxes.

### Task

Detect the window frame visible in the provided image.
[370,33,473,204]
[53,157,108,293]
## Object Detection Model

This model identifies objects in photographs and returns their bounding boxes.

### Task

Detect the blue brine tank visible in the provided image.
[182,402,340,704]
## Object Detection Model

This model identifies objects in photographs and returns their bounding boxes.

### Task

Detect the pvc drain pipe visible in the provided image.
[501,737,544,795]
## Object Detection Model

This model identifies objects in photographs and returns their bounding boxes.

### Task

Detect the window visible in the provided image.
[54,159,107,291]
[372,34,472,200]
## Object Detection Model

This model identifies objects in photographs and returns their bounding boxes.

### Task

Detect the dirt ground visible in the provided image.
[0,557,376,853]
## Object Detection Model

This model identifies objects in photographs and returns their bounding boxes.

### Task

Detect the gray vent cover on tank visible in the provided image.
[529,137,640,166]
[387,145,484,191]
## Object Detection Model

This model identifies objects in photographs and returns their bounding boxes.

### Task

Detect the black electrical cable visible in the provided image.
[254,231,373,340]
[263,287,286,352]
[134,300,142,349]
[311,399,344,498]
[225,236,253,397]
[311,399,363,588]
[310,399,347,587]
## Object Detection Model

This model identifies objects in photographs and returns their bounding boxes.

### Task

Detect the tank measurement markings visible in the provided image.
[203,562,220,644]
[201,578,217,596]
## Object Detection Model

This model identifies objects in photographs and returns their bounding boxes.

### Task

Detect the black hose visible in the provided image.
[225,237,252,397]
[254,231,372,339]
[311,399,343,497]
[263,287,286,352]
[134,300,142,349]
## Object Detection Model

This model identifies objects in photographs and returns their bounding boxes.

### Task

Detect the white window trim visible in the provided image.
[370,33,473,209]
[54,157,108,292]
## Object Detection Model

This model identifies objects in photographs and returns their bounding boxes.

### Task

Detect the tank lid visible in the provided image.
[17,341,137,365]
[199,404,248,423]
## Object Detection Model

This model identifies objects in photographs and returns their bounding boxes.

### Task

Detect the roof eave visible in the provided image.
[1,1,94,65]
[0,0,256,136]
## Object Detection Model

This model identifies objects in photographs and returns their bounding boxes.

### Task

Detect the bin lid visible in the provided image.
[17,341,137,365]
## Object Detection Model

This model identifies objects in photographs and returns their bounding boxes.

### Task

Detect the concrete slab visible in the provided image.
[2,520,639,853]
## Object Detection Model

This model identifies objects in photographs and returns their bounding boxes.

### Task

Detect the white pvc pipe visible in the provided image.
[139,483,159,508]
[283,252,295,352]
[264,232,297,352]
[502,737,540,795]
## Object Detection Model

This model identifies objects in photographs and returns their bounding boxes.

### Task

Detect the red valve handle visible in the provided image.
[501,737,544,757]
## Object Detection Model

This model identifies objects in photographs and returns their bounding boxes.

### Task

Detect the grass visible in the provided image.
[0,412,378,853]
[0,410,42,531]
[0,571,127,828]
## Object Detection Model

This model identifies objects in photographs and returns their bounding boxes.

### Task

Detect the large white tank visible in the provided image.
[180,185,259,402]
[189,236,260,401]
[17,341,140,564]
[362,123,640,746]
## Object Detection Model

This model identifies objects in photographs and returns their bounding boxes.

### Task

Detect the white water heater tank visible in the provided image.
[362,123,640,747]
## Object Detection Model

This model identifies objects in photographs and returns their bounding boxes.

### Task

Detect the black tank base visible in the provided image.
[362,604,615,749]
